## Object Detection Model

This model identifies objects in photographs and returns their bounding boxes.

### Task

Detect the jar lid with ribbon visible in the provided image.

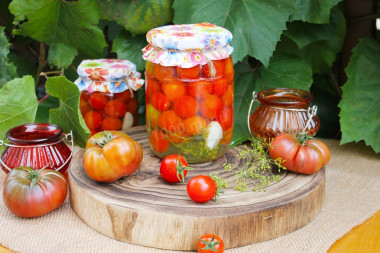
[142,23,233,69]
[74,59,144,93]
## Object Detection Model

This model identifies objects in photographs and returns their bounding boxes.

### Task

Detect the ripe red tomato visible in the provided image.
[84,131,143,182]
[101,117,122,130]
[174,95,199,118]
[154,63,177,81]
[224,57,234,82]
[269,133,331,174]
[158,110,185,134]
[146,78,162,98]
[197,234,225,253]
[221,85,233,107]
[212,78,228,96]
[151,92,170,112]
[162,81,187,101]
[127,98,138,115]
[184,115,207,136]
[199,95,223,119]
[177,65,200,79]
[84,110,103,130]
[80,100,91,116]
[88,91,107,109]
[187,175,217,203]
[187,80,212,99]
[217,106,233,131]
[115,90,132,102]
[202,60,225,77]
[160,154,191,183]
[150,130,169,153]
[104,100,127,117]
[3,167,67,218]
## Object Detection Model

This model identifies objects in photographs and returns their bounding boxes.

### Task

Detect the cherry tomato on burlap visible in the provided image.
[197,234,225,253]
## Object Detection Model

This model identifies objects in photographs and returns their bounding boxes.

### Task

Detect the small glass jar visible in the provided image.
[248,88,320,140]
[143,23,234,163]
[0,123,73,175]
[75,59,144,135]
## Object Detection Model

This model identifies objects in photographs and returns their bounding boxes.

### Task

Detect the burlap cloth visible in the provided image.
[0,139,379,253]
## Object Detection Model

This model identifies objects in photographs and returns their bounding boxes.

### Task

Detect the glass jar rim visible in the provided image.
[6,123,63,144]
[257,88,313,107]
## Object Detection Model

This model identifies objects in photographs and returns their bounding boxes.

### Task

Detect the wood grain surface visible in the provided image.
[69,126,325,251]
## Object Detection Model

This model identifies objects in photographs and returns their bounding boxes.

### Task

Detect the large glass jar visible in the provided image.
[75,59,144,135]
[143,23,234,163]
[249,88,320,140]
[0,123,73,176]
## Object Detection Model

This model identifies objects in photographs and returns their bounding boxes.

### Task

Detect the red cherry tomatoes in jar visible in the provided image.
[115,90,132,102]
[177,65,200,79]
[154,64,177,81]
[202,60,225,77]
[104,100,127,117]
[197,234,225,253]
[3,167,67,218]
[83,131,143,182]
[221,85,233,107]
[149,130,170,153]
[160,154,191,183]
[187,175,217,203]
[199,95,223,119]
[101,117,122,130]
[84,110,103,130]
[151,93,170,112]
[162,81,187,102]
[146,78,162,98]
[174,95,199,118]
[217,106,233,131]
[88,91,107,109]
[184,116,207,136]
[269,133,331,174]
[158,110,185,134]
[187,80,212,99]
[212,78,229,96]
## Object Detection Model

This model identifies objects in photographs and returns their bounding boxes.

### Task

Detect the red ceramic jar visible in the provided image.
[0,123,73,175]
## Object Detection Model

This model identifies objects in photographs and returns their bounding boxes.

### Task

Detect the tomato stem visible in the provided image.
[200,236,220,252]
[176,155,192,183]
[26,170,40,186]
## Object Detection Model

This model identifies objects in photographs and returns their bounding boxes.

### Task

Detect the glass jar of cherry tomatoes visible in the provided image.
[143,23,234,163]
[74,59,144,135]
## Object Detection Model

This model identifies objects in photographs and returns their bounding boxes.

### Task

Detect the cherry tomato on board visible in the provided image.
[3,167,67,218]
[187,175,217,203]
[160,154,192,183]
[197,234,225,253]
[269,133,331,174]
[83,131,143,182]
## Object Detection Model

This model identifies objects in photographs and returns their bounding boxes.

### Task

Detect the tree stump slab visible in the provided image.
[69,126,325,251]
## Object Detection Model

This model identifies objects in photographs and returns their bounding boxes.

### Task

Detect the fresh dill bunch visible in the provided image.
[223,137,286,192]
[209,172,227,201]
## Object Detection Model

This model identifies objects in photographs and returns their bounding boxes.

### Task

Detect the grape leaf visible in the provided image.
[112,31,147,72]
[45,76,90,148]
[94,0,174,35]
[173,0,298,66]
[339,38,380,153]
[47,43,78,69]
[0,27,17,86]
[9,0,107,58]
[232,52,313,145]
[0,76,38,142]
[291,0,342,24]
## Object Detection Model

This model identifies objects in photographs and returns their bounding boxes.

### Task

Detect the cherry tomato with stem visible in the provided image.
[197,234,225,253]
[160,155,192,183]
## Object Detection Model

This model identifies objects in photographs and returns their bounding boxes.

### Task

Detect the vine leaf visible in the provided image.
[9,0,107,59]
[94,0,174,35]
[0,76,38,143]
[0,26,17,86]
[232,52,312,145]
[339,38,380,153]
[48,43,78,69]
[291,0,342,24]
[112,31,147,72]
[173,0,297,66]
[45,76,90,148]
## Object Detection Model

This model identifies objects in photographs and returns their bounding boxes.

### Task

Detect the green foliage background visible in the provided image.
[0,0,379,152]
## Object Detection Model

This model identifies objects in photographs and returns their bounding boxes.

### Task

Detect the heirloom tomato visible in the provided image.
[269,133,331,174]
[187,175,217,203]
[197,234,225,253]
[3,167,67,218]
[160,155,191,183]
[83,131,143,182]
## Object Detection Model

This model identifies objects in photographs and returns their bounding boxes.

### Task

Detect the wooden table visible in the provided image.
[1,137,379,252]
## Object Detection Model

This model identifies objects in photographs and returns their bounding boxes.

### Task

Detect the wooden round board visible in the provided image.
[69,126,325,251]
